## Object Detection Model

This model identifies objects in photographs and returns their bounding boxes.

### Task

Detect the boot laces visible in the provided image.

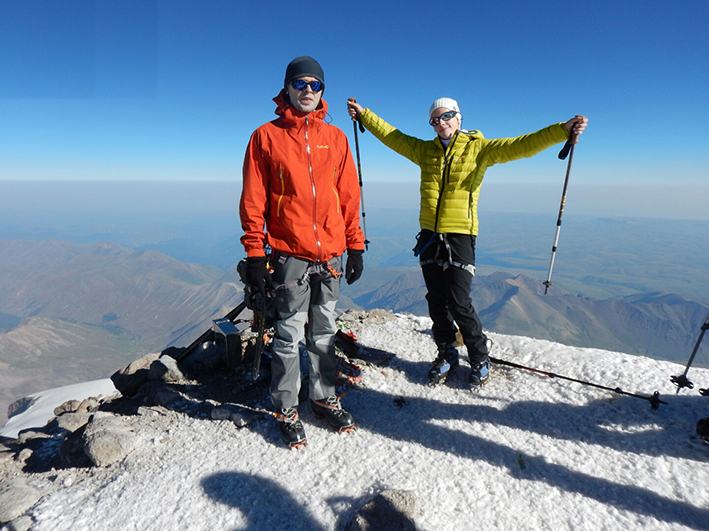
[314,395,346,417]
[318,395,342,409]
[278,407,299,424]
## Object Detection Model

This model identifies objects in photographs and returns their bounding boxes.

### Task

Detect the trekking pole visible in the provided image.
[232,402,278,418]
[490,356,666,409]
[543,127,580,294]
[252,310,266,381]
[671,311,709,393]
[348,97,370,251]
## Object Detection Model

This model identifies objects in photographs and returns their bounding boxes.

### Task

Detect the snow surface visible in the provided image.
[4,313,709,530]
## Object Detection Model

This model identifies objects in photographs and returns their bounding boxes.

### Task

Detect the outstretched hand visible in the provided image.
[347,99,364,121]
[565,115,588,139]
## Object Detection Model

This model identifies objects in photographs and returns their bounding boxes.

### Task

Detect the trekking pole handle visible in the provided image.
[558,135,578,160]
[559,116,584,159]
[348,98,365,133]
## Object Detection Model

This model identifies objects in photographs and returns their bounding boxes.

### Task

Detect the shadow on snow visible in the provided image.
[348,355,709,530]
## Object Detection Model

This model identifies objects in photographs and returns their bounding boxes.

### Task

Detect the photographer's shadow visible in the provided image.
[202,471,326,531]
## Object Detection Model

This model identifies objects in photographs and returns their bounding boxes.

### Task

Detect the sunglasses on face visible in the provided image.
[429,110,458,126]
[290,79,323,92]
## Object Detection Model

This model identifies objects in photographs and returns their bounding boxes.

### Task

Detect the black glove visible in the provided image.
[344,249,364,285]
[245,256,273,297]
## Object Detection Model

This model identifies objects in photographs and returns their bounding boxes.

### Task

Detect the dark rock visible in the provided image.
[76,397,101,414]
[7,397,38,420]
[209,404,258,427]
[14,429,52,447]
[148,356,184,383]
[58,428,93,469]
[347,489,422,531]
[177,341,225,375]
[147,384,183,408]
[111,352,161,397]
[53,399,82,416]
[55,412,93,433]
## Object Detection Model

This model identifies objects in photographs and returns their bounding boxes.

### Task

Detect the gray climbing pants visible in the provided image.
[269,252,342,410]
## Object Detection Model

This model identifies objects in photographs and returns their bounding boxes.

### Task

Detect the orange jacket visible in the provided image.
[240,91,365,262]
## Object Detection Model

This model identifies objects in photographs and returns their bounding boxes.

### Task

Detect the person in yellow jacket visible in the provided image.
[347,97,587,389]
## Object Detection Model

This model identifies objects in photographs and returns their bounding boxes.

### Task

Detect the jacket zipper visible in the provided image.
[433,130,458,232]
[305,115,322,261]
[331,166,340,213]
[276,167,284,217]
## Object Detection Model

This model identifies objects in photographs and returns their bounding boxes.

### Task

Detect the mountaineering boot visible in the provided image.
[469,358,491,390]
[277,407,307,448]
[310,395,355,432]
[428,342,460,385]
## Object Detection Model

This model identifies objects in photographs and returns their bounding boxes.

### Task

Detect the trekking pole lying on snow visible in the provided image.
[490,357,667,409]
[671,311,709,393]
[348,97,370,251]
[543,129,581,294]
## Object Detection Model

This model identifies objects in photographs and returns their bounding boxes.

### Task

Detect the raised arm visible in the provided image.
[346,98,427,165]
[480,115,588,167]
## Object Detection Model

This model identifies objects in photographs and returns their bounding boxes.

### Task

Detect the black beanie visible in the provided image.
[284,56,325,89]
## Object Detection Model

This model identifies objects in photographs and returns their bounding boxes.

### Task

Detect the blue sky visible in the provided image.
[1,0,708,218]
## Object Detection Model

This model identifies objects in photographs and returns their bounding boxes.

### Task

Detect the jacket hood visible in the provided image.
[273,89,328,125]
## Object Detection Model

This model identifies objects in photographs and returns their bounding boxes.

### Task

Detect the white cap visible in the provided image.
[429,97,461,118]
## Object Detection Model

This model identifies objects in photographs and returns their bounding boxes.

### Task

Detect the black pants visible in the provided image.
[418,230,489,365]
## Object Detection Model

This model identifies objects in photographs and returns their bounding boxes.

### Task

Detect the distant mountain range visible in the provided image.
[0,239,243,425]
[0,239,243,350]
[354,268,709,366]
[1,238,707,426]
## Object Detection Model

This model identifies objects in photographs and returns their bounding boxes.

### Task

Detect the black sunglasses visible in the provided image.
[290,79,324,92]
[429,110,458,126]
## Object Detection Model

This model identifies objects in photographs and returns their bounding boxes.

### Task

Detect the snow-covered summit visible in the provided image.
[1,311,708,530]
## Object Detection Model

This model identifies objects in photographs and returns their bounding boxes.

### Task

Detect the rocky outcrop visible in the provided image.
[110,352,161,397]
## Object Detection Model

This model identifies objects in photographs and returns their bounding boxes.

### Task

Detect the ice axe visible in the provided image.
[348,97,370,250]
[543,122,581,294]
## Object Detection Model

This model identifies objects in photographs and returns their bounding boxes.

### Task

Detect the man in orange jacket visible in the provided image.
[240,56,365,448]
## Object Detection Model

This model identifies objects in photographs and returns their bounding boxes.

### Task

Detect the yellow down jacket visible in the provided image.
[359,109,569,235]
